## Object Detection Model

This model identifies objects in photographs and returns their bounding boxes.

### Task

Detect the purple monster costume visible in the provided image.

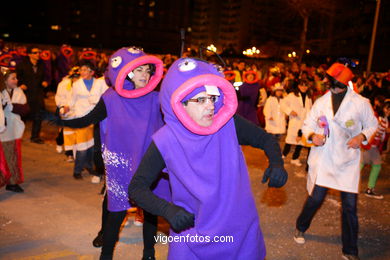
[102,47,169,212]
[153,58,266,259]
[237,81,261,125]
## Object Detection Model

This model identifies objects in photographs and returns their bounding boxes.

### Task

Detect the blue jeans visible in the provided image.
[296,185,358,256]
[74,147,94,175]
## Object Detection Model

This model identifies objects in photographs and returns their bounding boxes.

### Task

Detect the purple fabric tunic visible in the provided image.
[101,47,169,212]
[237,82,261,125]
[101,88,168,212]
[153,58,266,259]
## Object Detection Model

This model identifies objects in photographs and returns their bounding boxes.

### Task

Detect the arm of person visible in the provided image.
[129,142,195,232]
[301,101,326,146]
[234,114,283,167]
[233,114,287,187]
[263,98,272,120]
[360,100,379,144]
[62,97,107,128]
[279,94,292,116]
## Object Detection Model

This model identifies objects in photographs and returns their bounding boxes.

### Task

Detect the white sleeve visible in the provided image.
[301,100,321,140]
[280,94,292,116]
[360,99,379,143]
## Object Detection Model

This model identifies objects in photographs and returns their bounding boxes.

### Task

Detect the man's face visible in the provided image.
[237,62,245,71]
[80,66,94,80]
[183,91,217,127]
[324,77,347,94]
[28,48,41,61]
[298,84,309,93]
[131,65,151,89]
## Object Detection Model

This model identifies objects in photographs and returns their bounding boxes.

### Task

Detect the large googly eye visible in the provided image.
[111,56,122,68]
[178,59,197,72]
[128,47,143,54]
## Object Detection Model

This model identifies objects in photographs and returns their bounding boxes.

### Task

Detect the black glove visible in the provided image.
[261,167,288,188]
[164,204,195,233]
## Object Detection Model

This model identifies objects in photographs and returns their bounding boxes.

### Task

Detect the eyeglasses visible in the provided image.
[31,51,41,54]
[186,95,219,105]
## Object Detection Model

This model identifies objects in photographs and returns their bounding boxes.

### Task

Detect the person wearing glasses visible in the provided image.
[16,46,48,144]
[129,58,287,260]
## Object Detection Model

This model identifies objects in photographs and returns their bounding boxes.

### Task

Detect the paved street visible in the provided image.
[1,95,389,260]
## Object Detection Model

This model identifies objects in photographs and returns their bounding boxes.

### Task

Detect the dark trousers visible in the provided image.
[100,194,157,259]
[30,111,43,139]
[74,147,93,174]
[94,123,105,177]
[282,143,303,159]
[296,185,358,256]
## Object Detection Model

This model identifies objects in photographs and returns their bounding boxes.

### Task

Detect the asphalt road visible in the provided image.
[1,95,389,260]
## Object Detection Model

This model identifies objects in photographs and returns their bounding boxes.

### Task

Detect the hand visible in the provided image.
[20,84,28,90]
[347,133,365,149]
[290,111,298,117]
[164,204,195,233]
[261,167,288,188]
[60,106,70,115]
[312,134,326,146]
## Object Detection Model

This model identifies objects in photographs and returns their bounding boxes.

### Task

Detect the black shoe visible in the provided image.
[73,173,83,180]
[30,138,44,144]
[142,257,156,260]
[6,184,24,193]
[92,231,103,247]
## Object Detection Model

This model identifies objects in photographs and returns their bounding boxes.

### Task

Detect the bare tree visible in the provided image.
[286,0,334,62]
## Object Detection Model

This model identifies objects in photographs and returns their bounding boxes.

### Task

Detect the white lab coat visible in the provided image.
[281,92,312,145]
[263,96,286,134]
[0,88,26,141]
[70,77,108,118]
[302,89,378,194]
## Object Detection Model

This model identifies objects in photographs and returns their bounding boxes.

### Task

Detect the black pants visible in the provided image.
[296,185,358,256]
[94,123,105,177]
[30,110,43,140]
[282,143,303,160]
[100,194,158,259]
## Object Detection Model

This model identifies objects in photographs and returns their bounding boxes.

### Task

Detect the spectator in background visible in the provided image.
[55,66,80,162]
[16,46,48,144]
[0,69,29,192]
[360,100,390,199]
[281,79,312,166]
[236,72,260,125]
[263,82,286,140]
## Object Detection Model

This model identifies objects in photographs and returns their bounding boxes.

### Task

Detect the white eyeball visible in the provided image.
[178,59,197,72]
[111,56,122,68]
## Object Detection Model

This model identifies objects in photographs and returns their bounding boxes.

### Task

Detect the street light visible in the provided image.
[207,44,217,53]
[243,47,260,57]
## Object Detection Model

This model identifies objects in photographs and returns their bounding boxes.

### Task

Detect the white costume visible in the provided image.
[55,77,74,117]
[281,92,312,145]
[70,76,108,118]
[302,89,378,194]
[263,96,286,134]
[0,88,27,142]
